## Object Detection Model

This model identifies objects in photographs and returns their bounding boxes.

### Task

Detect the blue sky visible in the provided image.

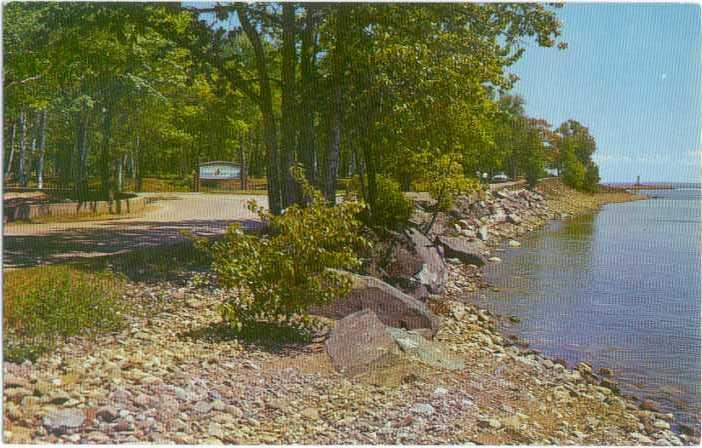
[510,3,701,183]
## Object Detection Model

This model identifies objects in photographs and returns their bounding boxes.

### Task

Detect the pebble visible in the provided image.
[411,403,435,416]
[653,419,670,430]
[193,401,213,414]
[630,432,653,444]
[433,387,449,397]
[96,406,119,422]
[301,407,320,420]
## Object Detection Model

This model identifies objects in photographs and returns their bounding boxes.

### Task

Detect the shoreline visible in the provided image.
[3,183,699,444]
[439,182,699,441]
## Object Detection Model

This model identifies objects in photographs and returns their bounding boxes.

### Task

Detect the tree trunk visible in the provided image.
[324,9,347,205]
[237,5,282,215]
[134,136,142,192]
[298,5,317,187]
[100,107,114,205]
[29,111,38,182]
[17,111,27,187]
[74,105,89,200]
[37,109,48,189]
[239,132,246,190]
[5,120,16,179]
[280,3,298,207]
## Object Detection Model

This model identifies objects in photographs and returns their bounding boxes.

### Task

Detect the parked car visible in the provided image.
[491,172,509,183]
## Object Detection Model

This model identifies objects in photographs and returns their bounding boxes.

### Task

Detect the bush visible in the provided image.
[347,175,413,231]
[3,265,125,362]
[424,154,479,211]
[199,166,368,330]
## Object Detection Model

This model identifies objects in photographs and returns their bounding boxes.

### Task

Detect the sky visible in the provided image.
[510,3,701,183]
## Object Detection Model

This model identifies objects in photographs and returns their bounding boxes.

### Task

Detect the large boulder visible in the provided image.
[325,309,401,376]
[437,236,486,266]
[384,228,447,300]
[407,228,447,296]
[312,272,441,335]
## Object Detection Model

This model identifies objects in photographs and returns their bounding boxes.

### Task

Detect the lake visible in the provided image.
[472,187,701,428]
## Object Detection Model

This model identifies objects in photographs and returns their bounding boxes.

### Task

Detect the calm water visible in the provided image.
[473,187,701,426]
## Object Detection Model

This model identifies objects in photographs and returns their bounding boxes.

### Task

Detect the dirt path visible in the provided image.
[2,193,267,269]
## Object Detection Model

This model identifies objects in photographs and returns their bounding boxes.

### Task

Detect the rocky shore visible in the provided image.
[4,180,697,445]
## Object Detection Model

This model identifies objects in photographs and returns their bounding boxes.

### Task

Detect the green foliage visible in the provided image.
[420,153,480,210]
[3,265,125,362]
[347,174,414,231]
[522,128,546,188]
[583,162,601,193]
[198,167,368,330]
[563,150,586,190]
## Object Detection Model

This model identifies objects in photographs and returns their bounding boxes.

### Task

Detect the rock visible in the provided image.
[509,316,521,323]
[478,226,489,241]
[577,362,593,374]
[48,390,71,405]
[388,327,465,370]
[406,228,448,297]
[488,256,502,263]
[43,409,86,434]
[95,406,119,422]
[502,415,523,431]
[433,387,449,397]
[134,393,152,407]
[411,403,435,416]
[508,240,521,247]
[600,378,620,393]
[507,213,522,225]
[653,419,670,430]
[599,367,613,376]
[4,373,29,389]
[208,422,224,438]
[113,419,133,432]
[678,423,698,436]
[313,272,441,335]
[325,309,400,376]
[224,405,244,418]
[301,407,320,420]
[193,401,214,414]
[479,418,503,429]
[212,400,225,411]
[640,400,661,412]
[437,236,486,266]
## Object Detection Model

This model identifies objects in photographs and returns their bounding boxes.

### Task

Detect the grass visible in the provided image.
[3,264,126,362]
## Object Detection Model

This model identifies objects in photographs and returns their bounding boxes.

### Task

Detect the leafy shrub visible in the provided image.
[424,154,480,210]
[3,265,125,361]
[199,166,368,330]
[347,174,414,231]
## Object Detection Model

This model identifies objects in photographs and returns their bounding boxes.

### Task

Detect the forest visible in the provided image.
[3,2,601,217]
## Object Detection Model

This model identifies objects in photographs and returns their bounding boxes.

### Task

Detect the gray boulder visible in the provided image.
[312,271,441,335]
[326,309,400,376]
[437,236,486,266]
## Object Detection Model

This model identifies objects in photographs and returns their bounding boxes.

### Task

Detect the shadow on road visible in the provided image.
[3,218,262,270]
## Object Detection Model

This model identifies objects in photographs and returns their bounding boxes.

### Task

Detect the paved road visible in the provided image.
[3,193,267,269]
